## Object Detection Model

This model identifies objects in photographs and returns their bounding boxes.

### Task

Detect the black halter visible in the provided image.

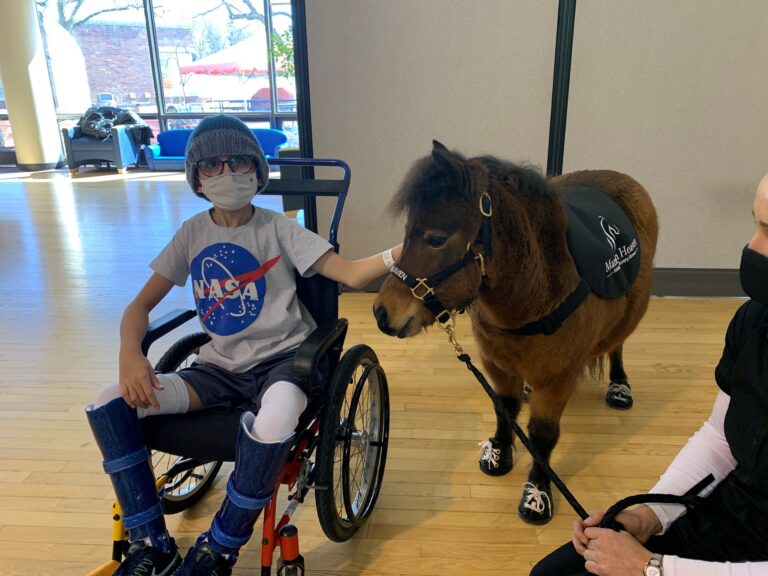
[389,189,589,336]
[389,191,493,325]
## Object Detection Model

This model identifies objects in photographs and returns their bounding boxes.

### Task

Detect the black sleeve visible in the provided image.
[714,300,763,394]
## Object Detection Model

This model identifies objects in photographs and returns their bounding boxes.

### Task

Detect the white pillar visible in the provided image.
[0,0,64,170]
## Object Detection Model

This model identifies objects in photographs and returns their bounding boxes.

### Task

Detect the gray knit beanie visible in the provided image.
[185,114,269,197]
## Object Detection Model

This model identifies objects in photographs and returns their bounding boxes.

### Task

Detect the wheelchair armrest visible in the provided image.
[141,308,198,356]
[293,318,348,383]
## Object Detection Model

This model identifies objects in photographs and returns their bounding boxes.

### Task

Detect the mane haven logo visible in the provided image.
[598,215,638,278]
[599,216,620,251]
[190,243,280,336]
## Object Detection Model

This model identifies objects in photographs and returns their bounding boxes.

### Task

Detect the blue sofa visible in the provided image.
[144,127,288,171]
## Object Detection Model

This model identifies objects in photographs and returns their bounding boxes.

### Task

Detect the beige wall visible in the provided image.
[306,1,558,259]
[565,0,768,268]
[306,1,768,271]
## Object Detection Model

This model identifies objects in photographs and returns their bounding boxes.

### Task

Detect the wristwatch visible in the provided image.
[643,553,664,576]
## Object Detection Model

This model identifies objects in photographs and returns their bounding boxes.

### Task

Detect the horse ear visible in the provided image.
[432,140,449,153]
[431,140,459,174]
[431,140,469,192]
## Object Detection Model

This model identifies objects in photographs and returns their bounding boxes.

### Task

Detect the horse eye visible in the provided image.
[426,235,448,248]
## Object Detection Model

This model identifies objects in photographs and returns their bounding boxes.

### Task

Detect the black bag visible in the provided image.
[79,106,119,139]
[78,106,153,145]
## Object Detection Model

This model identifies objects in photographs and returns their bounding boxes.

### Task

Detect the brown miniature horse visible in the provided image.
[373,141,658,524]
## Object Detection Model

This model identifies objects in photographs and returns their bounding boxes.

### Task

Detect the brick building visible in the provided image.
[71,21,194,109]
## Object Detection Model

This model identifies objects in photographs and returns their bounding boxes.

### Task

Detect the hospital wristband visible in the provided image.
[382,248,395,270]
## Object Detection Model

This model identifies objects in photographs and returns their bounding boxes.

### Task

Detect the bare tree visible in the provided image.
[195,1,291,24]
[36,0,145,32]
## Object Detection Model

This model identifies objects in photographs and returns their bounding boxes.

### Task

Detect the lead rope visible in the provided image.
[437,313,590,520]
[437,313,715,529]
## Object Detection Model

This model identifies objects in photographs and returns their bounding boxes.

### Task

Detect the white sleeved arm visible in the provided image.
[646,391,737,532]
[663,556,768,576]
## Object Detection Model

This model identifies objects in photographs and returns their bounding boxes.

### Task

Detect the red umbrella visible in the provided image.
[250,87,295,101]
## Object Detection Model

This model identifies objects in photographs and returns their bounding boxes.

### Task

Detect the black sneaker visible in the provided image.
[116,539,181,576]
[173,541,234,576]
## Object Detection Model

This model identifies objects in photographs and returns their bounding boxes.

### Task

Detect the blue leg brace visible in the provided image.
[207,412,295,559]
[86,397,172,553]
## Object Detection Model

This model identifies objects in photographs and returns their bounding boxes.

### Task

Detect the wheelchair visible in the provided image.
[88,159,391,576]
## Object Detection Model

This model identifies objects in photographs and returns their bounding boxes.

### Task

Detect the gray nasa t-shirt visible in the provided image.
[151,208,333,373]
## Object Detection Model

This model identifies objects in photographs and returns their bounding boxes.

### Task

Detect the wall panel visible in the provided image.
[306,1,558,259]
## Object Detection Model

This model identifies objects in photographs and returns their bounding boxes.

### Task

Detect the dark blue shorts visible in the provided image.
[176,349,328,411]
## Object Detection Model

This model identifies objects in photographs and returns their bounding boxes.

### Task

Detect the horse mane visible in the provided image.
[474,155,552,199]
[389,151,552,218]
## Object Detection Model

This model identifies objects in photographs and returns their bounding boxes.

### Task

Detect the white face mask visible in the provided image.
[200,172,258,211]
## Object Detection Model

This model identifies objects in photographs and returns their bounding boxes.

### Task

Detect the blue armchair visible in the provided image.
[252,128,288,157]
[61,125,141,174]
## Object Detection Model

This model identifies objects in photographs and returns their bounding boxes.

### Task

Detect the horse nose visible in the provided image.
[373,305,393,335]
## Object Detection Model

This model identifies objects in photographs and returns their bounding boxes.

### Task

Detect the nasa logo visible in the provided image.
[190,243,281,336]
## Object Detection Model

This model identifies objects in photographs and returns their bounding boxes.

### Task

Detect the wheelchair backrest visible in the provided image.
[264,157,351,247]
[296,271,339,327]
[266,157,348,330]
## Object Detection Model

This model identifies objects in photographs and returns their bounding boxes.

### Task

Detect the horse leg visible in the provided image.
[606,345,633,409]
[518,377,575,525]
[478,364,523,477]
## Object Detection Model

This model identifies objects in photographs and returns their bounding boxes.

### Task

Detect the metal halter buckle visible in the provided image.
[435,309,453,327]
[479,192,493,217]
[410,278,435,301]
[475,252,486,277]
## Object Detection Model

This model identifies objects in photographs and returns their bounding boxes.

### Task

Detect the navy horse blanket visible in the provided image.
[560,186,640,299]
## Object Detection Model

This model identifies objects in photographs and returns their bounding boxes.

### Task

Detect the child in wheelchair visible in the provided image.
[86,114,401,576]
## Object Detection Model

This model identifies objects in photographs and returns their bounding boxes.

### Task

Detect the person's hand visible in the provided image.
[582,527,653,576]
[119,353,162,409]
[573,506,660,554]
[572,509,607,555]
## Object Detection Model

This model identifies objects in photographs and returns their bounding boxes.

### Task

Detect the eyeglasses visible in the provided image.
[196,155,257,178]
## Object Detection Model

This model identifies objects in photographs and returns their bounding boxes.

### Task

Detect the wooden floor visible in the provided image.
[0,166,744,575]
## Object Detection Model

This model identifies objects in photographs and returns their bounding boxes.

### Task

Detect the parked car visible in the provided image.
[96,92,117,107]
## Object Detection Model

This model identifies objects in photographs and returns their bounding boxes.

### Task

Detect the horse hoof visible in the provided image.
[478,438,514,476]
[606,381,633,409]
[518,481,553,525]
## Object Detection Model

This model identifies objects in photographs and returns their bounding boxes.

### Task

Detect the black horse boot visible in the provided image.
[86,398,180,575]
[175,411,295,575]
[478,437,514,476]
[518,481,554,525]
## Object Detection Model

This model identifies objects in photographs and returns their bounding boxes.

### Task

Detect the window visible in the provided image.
[0,79,11,147]
[32,0,297,143]
[36,2,157,132]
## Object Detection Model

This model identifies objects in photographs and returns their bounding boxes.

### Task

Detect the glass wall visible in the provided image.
[151,0,297,145]
[23,0,297,148]
[35,1,158,133]
[0,78,11,148]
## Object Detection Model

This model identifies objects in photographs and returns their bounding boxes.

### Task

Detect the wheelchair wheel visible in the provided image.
[152,331,221,514]
[314,344,389,542]
[152,454,222,515]
[154,332,211,373]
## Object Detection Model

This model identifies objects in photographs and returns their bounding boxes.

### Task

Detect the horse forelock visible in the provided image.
[389,153,474,221]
